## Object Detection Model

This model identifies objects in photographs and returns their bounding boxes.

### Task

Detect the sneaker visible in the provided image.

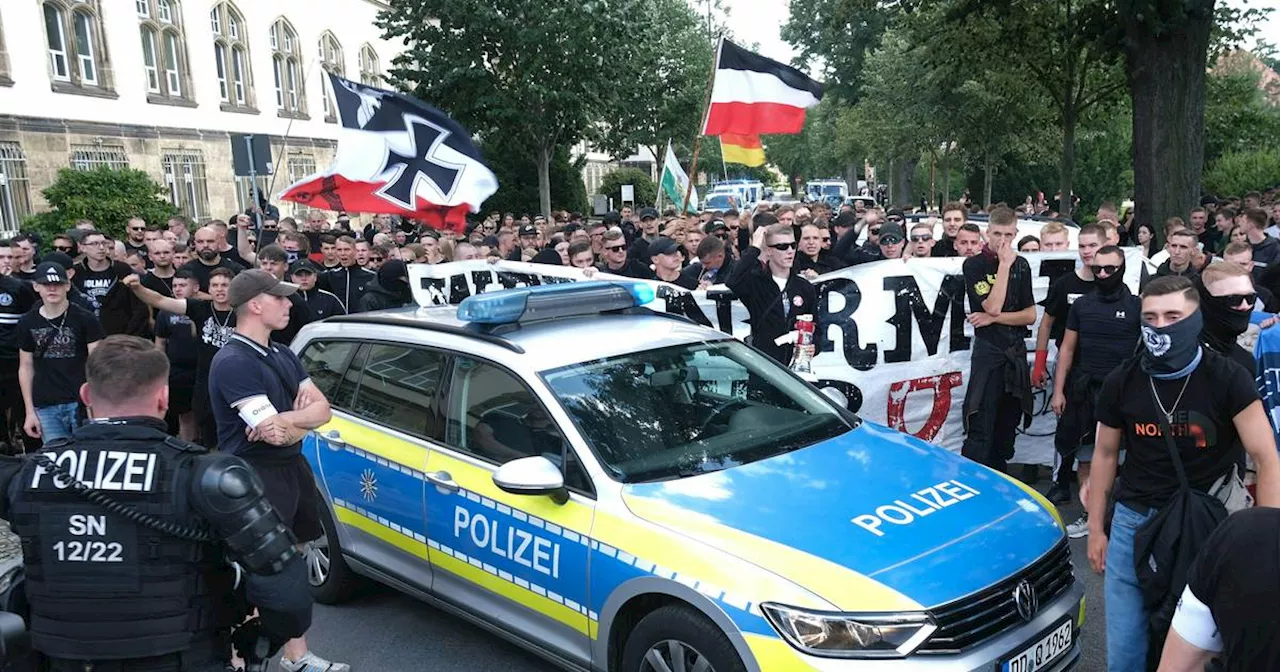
[1044,483,1071,505]
[279,652,351,672]
[1066,514,1089,539]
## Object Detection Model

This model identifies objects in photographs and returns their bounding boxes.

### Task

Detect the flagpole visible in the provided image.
[681,36,724,215]
[266,57,321,201]
[721,140,729,181]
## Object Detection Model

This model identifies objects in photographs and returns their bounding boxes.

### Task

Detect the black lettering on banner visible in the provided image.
[495,272,542,290]
[883,275,972,363]
[816,379,863,413]
[816,278,877,371]
[449,272,474,304]
[418,276,448,305]
[471,270,496,295]
[706,288,736,334]
[1038,258,1076,286]
[656,285,712,327]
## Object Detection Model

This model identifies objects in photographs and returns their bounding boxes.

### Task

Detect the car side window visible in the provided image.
[299,341,360,402]
[347,343,445,440]
[445,357,592,493]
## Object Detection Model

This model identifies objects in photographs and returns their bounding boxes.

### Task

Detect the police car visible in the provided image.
[293,281,1084,672]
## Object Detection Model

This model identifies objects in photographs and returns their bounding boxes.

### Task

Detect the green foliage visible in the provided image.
[599,168,657,209]
[764,98,856,184]
[26,167,175,245]
[1203,69,1280,164]
[780,0,894,101]
[480,140,588,216]
[1203,147,1280,198]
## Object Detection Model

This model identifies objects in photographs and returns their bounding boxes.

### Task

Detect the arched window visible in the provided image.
[358,44,379,88]
[42,0,112,92]
[210,2,253,110]
[137,0,190,102]
[270,19,305,117]
[318,32,344,121]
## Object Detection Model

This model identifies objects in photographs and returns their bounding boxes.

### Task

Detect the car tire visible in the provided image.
[307,498,362,604]
[621,604,747,672]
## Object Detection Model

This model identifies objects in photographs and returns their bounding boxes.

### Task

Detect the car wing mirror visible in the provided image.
[493,456,568,505]
[820,386,848,409]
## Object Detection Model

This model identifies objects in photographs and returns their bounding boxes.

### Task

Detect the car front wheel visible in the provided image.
[307,499,362,604]
[621,604,747,672]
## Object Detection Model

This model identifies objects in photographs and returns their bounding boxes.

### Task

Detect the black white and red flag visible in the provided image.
[280,74,499,233]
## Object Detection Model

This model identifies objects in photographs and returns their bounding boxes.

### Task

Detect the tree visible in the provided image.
[26,168,175,243]
[480,136,588,216]
[379,0,639,219]
[780,0,896,101]
[600,167,657,209]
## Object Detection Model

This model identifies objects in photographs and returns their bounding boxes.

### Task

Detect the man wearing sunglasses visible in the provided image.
[123,217,151,266]
[725,223,816,364]
[1049,246,1140,538]
[1196,261,1258,374]
[908,222,936,258]
[598,229,653,279]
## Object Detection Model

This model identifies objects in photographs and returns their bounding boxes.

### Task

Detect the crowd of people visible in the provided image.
[1,185,1280,670]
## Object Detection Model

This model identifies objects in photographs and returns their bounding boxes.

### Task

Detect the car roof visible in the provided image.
[323,306,732,371]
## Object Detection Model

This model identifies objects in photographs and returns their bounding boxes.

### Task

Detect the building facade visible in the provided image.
[0,0,403,233]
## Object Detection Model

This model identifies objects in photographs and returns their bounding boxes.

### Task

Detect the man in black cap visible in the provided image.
[515,224,540,260]
[358,259,413,312]
[208,270,346,672]
[629,208,662,262]
[877,222,906,260]
[648,237,694,288]
[17,262,105,444]
[291,260,345,320]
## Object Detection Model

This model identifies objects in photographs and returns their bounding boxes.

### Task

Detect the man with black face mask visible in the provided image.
[1196,262,1257,374]
[357,259,412,312]
[1086,275,1280,672]
[1049,246,1141,539]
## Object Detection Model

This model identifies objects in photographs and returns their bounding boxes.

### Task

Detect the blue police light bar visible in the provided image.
[456,281,657,325]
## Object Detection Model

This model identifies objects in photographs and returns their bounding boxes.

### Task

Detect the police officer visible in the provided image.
[0,335,313,672]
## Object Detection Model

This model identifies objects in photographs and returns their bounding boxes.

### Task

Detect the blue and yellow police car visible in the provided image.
[293,281,1084,672]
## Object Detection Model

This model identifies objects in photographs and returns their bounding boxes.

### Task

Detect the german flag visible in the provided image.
[720,133,766,167]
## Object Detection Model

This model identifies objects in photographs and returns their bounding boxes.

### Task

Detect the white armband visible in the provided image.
[1170,584,1223,653]
[235,395,279,429]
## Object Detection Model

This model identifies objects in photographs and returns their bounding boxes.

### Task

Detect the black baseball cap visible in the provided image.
[603,212,622,225]
[34,262,69,285]
[704,220,728,234]
[290,259,320,275]
[42,252,75,271]
[647,237,681,258]
[878,223,905,245]
[639,207,659,221]
[833,212,859,229]
[228,269,298,308]
[886,208,906,221]
[519,224,538,237]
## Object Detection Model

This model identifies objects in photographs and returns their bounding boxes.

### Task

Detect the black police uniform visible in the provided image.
[0,417,312,672]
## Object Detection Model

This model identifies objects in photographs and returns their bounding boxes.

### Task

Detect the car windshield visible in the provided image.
[706,194,735,208]
[821,184,843,197]
[541,340,853,483]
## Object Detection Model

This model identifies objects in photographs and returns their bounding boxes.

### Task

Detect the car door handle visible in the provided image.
[425,470,459,493]
[323,430,345,450]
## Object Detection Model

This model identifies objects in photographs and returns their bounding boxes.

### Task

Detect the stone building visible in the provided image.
[0,0,403,233]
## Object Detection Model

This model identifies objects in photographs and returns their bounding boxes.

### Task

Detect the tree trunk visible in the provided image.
[1124,3,1213,242]
[942,151,951,205]
[536,143,553,218]
[890,156,917,208]
[1059,102,1077,220]
[983,151,994,210]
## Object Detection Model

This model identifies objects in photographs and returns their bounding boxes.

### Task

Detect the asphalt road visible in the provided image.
[307,498,1108,672]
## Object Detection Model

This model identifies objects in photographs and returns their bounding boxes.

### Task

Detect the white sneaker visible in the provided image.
[1066,514,1089,539]
[279,652,351,672]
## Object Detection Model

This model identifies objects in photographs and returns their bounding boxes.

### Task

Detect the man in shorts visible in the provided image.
[207,269,347,672]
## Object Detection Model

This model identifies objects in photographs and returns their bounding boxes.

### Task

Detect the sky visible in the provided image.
[719,0,1279,75]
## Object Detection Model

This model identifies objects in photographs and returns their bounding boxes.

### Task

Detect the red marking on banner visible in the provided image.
[886,372,963,442]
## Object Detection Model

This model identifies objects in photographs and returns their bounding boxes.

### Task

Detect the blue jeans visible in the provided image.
[35,402,80,444]
[1105,501,1159,672]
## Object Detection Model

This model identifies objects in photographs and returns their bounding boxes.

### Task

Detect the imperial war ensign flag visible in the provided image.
[280,74,499,233]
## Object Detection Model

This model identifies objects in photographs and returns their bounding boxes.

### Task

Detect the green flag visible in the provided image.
[660,140,698,214]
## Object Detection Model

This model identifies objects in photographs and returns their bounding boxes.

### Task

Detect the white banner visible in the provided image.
[408,248,1148,466]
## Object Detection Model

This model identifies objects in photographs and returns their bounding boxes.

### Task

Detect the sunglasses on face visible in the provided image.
[713,233,729,240]
[1217,292,1257,307]
[53,245,73,252]
[605,245,626,252]
[1089,264,1122,276]
[768,242,796,251]
[129,227,145,232]
[910,235,932,243]
[372,256,385,262]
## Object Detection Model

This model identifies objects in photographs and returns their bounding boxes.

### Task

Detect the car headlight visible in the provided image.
[759,603,937,658]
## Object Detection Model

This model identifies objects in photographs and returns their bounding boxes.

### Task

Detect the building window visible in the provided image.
[210,2,253,110]
[42,1,111,92]
[319,32,345,121]
[138,0,190,102]
[358,44,379,87]
[0,143,32,234]
[162,151,209,222]
[234,175,270,214]
[70,143,129,171]
[285,153,316,215]
[271,19,306,118]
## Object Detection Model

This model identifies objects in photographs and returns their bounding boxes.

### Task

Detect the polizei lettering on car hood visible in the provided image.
[621,421,1064,608]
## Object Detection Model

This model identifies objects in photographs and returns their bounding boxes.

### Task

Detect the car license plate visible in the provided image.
[1000,619,1072,672]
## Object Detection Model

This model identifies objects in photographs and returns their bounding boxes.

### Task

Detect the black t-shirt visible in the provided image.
[124,240,150,265]
[1096,351,1258,509]
[1041,271,1095,346]
[1180,507,1280,671]
[141,271,177,299]
[962,254,1034,348]
[180,258,246,292]
[1065,290,1141,376]
[221,246,249,270]
[184,299,236,380]
[16,304,104,407]
[154,310,198,370]
[0,277,38,361]
[73,261,128,317]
